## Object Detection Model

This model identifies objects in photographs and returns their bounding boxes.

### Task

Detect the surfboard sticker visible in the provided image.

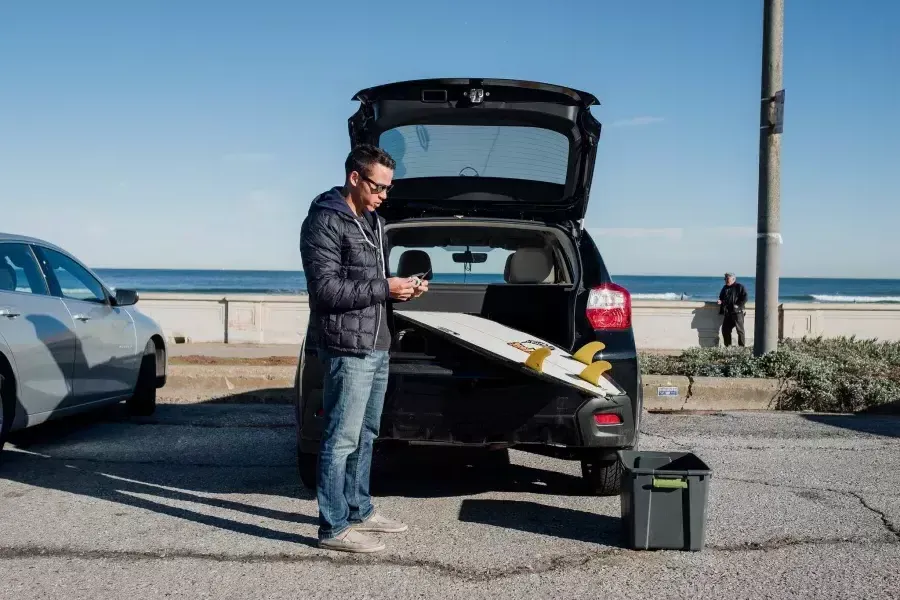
[508,340,554,353]
[393,310,622,398]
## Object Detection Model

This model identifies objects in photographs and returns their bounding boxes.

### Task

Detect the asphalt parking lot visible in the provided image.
[1,403,898,599]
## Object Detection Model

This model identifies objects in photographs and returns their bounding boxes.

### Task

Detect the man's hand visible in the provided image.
[388,277,415,301]
[412,278,429,298]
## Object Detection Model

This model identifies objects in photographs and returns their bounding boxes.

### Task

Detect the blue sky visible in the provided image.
[1,1,898,278]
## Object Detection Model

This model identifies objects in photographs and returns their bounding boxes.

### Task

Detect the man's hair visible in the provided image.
[345,144,396,178]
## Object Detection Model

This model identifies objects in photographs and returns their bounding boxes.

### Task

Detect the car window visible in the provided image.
[0,242,49,295]
[36,247,108,303]
[389,245,514,285]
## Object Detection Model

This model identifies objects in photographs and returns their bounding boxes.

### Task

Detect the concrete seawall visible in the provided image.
[134,293,900,350]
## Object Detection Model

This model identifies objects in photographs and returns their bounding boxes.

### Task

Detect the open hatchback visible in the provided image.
[296,78,642,497]
[348,78,601,224]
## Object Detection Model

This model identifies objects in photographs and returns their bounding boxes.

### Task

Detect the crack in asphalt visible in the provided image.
[0,546,620,582]
[849,491,900,541]
[720,476,900,542]
[638,431,694,450]
[708,536,892,553]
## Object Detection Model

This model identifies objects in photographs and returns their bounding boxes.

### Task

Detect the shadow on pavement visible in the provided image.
[4,400,319,547]
[801,413,900,438]
[458,499,624,546]
[370,445,589,498]
[3,392,604,549]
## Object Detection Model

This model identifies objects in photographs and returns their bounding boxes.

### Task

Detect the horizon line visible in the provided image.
[88,267,900,281]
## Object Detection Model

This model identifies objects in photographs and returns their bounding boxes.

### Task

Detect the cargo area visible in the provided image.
[385,220,581,355]
[371,220,618,447]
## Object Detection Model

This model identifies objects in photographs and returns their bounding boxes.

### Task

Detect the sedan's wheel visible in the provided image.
[127,341,158,417]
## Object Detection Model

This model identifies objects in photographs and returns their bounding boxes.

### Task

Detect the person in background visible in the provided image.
[299,144,428,553]
[717,272,748,347]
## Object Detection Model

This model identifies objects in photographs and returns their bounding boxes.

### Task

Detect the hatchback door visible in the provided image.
[32,245,138,403]
[0,242,77,416]
[348,78,601,223]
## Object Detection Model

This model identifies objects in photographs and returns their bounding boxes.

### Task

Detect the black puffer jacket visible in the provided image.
[300,187,390,354]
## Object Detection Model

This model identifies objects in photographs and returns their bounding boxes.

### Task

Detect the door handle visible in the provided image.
[72,314,92,322]
[0,308,21,318]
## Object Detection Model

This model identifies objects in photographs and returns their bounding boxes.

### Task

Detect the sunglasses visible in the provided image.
[361,175,393,194]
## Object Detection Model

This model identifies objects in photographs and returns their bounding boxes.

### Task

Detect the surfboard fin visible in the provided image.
[579,360,612,386]
[524,346,553,373]
[572,341,606,365]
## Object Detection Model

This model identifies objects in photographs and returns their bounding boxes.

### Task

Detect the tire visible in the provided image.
[581,454,624,496]
[127,341,158,417]
[298,451,318,491]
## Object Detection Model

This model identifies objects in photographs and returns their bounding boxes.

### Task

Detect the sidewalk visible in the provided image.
[168,343,300,359]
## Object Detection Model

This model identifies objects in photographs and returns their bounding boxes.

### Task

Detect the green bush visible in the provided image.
[640,337,900,412]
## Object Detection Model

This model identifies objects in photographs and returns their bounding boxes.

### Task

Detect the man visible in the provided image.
[717,272,748,347]
[299,144,428,553]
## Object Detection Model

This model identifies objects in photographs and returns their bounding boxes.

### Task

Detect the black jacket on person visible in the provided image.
[299,186,390,354]
[719,282,748,315]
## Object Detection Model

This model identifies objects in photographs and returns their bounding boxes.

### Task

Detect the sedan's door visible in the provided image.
[0,242,77,416]
[32,245,137,404]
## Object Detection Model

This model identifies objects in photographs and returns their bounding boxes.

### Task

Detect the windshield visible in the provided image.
[379,124,569,185]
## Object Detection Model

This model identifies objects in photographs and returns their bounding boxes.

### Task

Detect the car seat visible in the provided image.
[504,247,555,283]
[0,263,16,292]
[397,250,433,279]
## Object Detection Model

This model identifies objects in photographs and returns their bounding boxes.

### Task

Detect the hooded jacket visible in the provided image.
[300,187,391,354]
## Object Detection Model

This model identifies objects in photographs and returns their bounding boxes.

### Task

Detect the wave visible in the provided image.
[809,294,900,303]
[632,293,689,300]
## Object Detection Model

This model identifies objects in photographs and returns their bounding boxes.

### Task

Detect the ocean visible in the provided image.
[92,269,900,304]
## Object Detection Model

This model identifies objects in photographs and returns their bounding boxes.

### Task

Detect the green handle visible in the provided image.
[652,477,688,489]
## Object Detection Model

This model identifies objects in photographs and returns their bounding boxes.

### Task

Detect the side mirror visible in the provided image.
[113,288,139,306]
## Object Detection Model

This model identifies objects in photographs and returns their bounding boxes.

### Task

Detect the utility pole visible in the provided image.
[753,0,784,356]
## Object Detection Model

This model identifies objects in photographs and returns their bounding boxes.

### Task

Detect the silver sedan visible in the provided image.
[0,232,167,455]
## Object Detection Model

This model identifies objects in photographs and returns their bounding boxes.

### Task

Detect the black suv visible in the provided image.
[295,78,642,495]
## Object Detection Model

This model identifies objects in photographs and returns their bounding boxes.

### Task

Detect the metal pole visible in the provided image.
[753,0,784,356]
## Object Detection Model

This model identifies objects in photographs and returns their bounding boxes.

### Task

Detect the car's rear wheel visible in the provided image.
[581,452,624,496]
[127,341,158,417]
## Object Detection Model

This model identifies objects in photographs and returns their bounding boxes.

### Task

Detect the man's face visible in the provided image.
[350,163,394,212]
[725,275,736,286]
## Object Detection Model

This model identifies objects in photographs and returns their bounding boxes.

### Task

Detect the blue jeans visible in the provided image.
[316,349,390,540]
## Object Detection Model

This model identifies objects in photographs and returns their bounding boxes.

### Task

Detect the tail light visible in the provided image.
[593,413,622,425]
[586,282,632,330]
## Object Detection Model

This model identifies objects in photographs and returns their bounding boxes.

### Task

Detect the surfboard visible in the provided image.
[393,310,623,398]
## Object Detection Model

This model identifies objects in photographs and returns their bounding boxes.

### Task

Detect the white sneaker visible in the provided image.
[318,528,386,553]
[350,512,408,534]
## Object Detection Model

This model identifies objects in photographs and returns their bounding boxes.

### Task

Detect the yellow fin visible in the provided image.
[579,360,612,386]
[524,346,552,372]
[572,341,606,365]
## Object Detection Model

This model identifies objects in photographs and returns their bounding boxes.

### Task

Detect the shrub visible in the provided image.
[639,337,900,412]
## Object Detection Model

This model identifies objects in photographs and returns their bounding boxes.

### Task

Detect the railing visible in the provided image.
[134,293,900,349]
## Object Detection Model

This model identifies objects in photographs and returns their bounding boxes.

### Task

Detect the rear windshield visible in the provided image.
[387,225,572,285]
[379,125,569,185]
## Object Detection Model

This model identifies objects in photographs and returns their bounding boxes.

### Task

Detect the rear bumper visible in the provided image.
[297,357,637,456]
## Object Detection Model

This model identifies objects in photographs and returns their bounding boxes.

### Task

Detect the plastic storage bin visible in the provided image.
[617,450,712,551]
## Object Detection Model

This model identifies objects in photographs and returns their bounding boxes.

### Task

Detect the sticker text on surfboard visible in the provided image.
[508,340,553,353]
